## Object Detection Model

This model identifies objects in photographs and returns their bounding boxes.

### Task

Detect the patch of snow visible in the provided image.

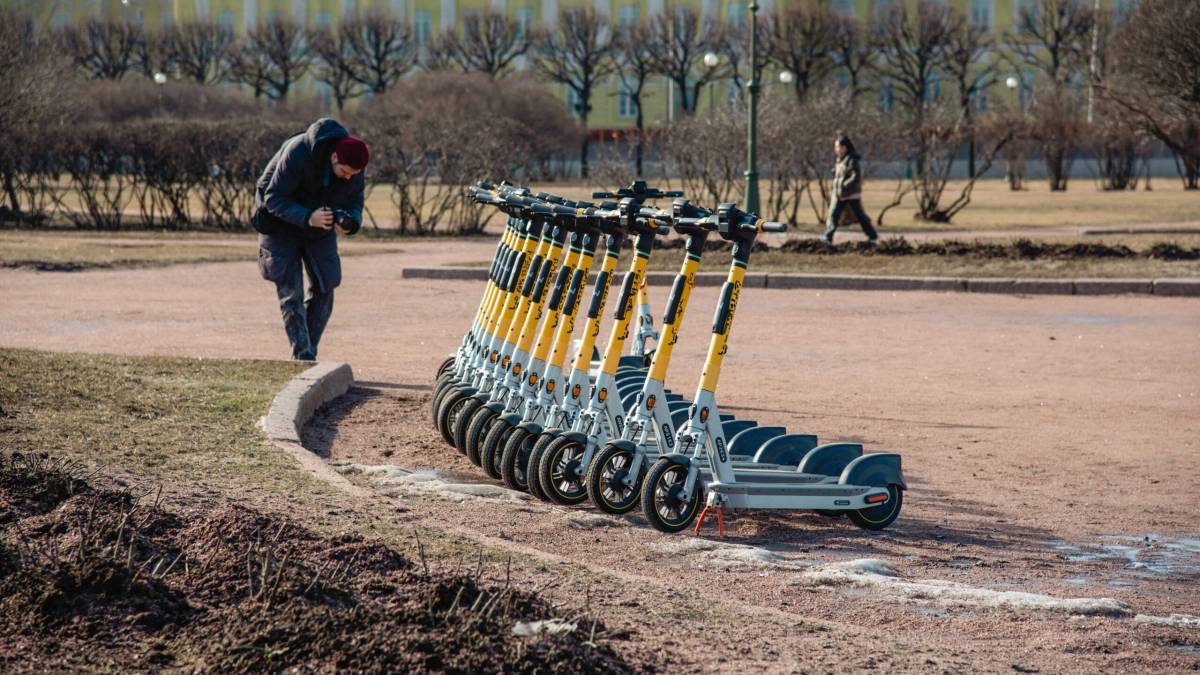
[512,619,577,636]
[332,462,528,504]
[1134,613,1200,629]
[653,538,804,570]
[799,558,1132,617]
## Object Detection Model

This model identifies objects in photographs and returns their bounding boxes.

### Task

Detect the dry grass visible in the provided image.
[0,349,316,493]
[0,233,399,270]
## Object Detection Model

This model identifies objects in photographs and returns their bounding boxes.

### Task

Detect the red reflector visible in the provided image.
[866,494,889,504]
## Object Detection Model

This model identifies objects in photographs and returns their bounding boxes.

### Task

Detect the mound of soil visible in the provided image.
[0,452,645,674]
[777,236,1198,260]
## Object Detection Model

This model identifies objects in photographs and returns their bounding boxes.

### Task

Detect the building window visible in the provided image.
[831,0,855,17]
[619,77,637,118]
[264,11,284,24]
[314,11,333,31]
[1014,0,1038,34]
[970,0,992,34]
[515,7,534,39]
[1018,67,1035,111]
[17,13,37,41]
[52,12,72,31]
[969,72,988,112]
[217,11,236,37]
[315,81,333,109]
[726,2,746,27]
[925,69,942,102]
[618,4,638,27]
[674,5,691,35]
[160,11,175,28]
[413,10,432,45]
[1113,0,1136,26]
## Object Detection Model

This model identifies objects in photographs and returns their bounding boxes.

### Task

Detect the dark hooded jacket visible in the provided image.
[253,119,365,293]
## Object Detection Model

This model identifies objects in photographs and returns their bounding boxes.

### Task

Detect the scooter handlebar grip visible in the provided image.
[665,190,684,197]
[657,225,671,236]
[591,191,614,198]
[760,221,788,233]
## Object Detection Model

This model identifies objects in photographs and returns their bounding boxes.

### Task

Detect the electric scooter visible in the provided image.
[638,204,906,534]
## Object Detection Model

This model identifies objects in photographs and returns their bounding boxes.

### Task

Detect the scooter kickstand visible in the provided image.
[694,506,725,538]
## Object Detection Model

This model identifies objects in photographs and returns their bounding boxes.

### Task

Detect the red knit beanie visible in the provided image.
[334,138,369,170]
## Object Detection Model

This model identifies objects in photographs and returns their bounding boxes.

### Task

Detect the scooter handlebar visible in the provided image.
[758,221,788,233]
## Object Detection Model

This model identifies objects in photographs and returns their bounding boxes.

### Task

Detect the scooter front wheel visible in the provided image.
[847,485,903,531]
[641,459,702,533]
[586,444,643,515]
[464,405,501,466]
[526,432,559,502]
[500,426,536,491]
[436,390,472,449]
[436,356,455,379]
[480,418,514,480]
[538,436,589,506]
[451,397,486,454]
[431,373,458,421]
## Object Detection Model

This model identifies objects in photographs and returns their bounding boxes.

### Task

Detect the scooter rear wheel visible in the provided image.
[539,436,590,506]
[586,443,643,515]
[436,356,455,378]
[847,485,903,531]
[435,389,472,449]
[641,459,701,533]
[431,374,458,421]
[500,426,536,491]
[480,418,514,480]
[451,397,485,454]
[463,405,501,466]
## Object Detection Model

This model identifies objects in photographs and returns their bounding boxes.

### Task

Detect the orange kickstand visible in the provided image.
[694,506,725,538]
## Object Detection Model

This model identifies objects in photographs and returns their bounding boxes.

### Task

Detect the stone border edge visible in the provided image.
[259,362,373,497]
[401,267,1199,297]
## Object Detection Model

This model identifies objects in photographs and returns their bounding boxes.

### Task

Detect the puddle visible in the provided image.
[1047,535,1200,578]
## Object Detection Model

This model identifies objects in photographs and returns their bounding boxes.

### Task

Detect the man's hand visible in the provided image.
[334,223,350,235]
[309,207,334,229]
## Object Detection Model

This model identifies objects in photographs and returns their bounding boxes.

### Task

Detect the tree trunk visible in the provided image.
[2,171,19,214]
[635,103,644,178]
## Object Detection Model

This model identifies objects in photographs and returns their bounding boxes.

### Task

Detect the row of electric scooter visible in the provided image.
[429,180,906,535]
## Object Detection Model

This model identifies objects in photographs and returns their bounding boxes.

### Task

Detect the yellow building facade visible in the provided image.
[7,0,1135,130]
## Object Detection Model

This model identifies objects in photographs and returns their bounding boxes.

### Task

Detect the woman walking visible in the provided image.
[822,135,878,244]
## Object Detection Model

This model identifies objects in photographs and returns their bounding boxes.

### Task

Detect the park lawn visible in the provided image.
[0,349,319,494]
[0,232,400,270]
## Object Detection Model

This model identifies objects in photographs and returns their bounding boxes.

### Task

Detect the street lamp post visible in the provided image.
[704,52,719,119]
[744,0,761,215]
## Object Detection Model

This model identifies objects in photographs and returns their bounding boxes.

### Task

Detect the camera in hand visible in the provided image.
[330,208,353,229]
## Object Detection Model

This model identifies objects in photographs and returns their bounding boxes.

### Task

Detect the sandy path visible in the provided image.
[2,240,1199,672]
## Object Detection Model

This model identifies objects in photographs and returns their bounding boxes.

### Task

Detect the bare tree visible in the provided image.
[226,39,274,98]
[344,14,419,94]
[171,20,234,84]
[1106,0,1200,189]
[61,17,144,80]
[242,18,313,101]
[613,21,657,177]
[311,27,363,112]
[941,8,994,177]
[420,33,461,72]
[646,6,723,114]
[443,10,534,77]
[829,15,874,98]
[534,8,616,179]
[134,27,178,80]
[767,4,836,101]
[1010,0,1093,85]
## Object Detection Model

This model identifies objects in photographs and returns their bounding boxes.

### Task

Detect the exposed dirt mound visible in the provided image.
[778,236,1195,260]
[0,452,647,674]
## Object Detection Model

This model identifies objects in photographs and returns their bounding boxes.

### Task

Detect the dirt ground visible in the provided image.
[2,240,1199,672]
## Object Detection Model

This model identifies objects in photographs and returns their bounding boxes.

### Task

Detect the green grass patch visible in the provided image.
[0,349,320,494]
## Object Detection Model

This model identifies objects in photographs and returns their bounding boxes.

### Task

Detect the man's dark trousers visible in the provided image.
[259,233,335,361]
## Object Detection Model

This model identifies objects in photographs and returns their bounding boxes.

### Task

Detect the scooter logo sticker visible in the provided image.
[490,351,499,363]
[598,388,607,402]
[715,436,727,463]
[572,384,581,399]
[546,380,555,393]
[646,395,656,410]
[502,356,511,370]
[513,364,522,376]
[700,407,709,423]
[529,373,538,386]
[662,424,675,448]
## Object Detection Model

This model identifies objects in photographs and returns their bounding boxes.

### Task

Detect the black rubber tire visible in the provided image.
[539,436,590,506]
[526,432,558,502]
[451,396,485,454]
[431,374,458,421]
[435,389,472,449]
[480,417,514,480]
[847,485,903,531]
[641,459,702,533]
[586,443,644,515]
[500,426,536,492]
[436,356,455,379]
[463,405,501,466]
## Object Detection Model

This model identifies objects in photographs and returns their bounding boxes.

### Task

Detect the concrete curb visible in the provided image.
[260,362,373,497]
[402,267,1200,297]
